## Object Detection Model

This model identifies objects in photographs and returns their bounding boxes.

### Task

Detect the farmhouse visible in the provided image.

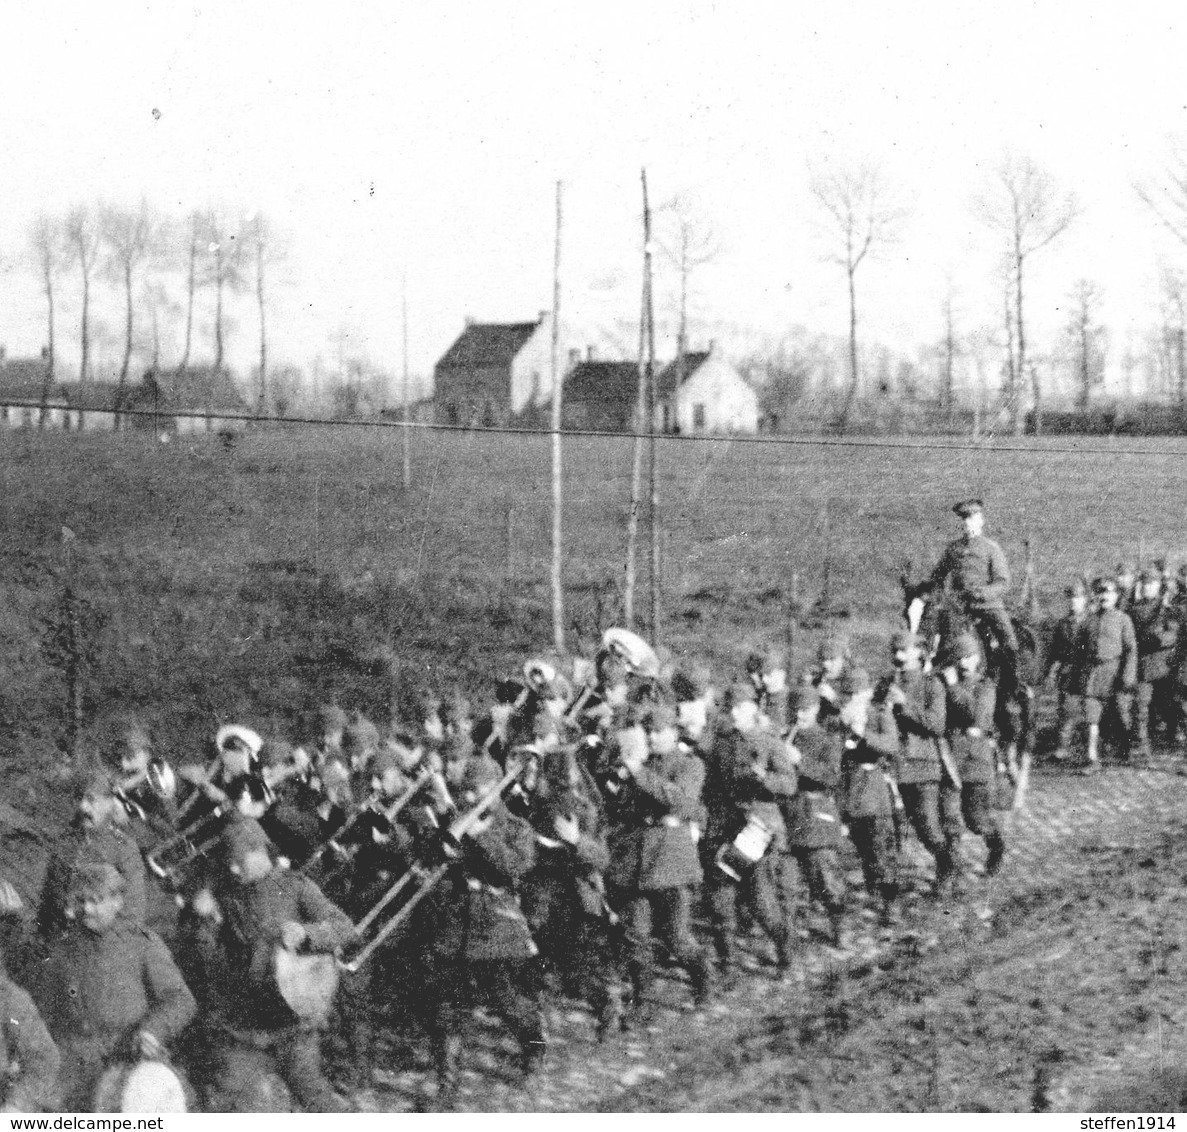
[655,345,760,434]
[561,357,640,432]
[0,347,70,428]
[434,315,555,426]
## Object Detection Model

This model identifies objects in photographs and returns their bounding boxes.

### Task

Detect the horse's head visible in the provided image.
[899,563,931,637]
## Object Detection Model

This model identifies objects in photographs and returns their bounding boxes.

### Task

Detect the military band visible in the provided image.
[6,496,1187,1112]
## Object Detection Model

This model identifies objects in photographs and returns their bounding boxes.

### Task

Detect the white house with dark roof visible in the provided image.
[654,344,759,434]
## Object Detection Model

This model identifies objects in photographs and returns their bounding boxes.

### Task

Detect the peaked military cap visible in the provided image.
[952,498,984,517]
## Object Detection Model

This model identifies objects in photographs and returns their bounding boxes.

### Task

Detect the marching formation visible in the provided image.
[0,496,1180,1112]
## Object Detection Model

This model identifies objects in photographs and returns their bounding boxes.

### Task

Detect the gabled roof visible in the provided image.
[655,351,711,398]
[564,360,640,410]
[436,320,542,370]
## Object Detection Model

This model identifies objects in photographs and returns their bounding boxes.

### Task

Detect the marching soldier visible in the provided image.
[747,646,791,734]
[837,674,901,927]
[875,630,956,895]
[108,721,179,852]
[1129,567,1180,762]
[927,499,1019,696]
[184,817,353,1112]
[1044,579,1091,761]
[783,684,850,947]
[701,683,796,978]
[402,752,545,1102]
[30,863,196,1111]
[39,768,148,937]
[603,705,714,1020]
[518,723,623,1038]
[810,634,870,731]
[1114,562,1138,614]
[938,633,1006,880]
[1077,577,1138,770]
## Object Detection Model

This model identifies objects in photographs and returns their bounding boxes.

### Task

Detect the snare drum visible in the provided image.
[714,813,774,882]
[93,1061,188,1113]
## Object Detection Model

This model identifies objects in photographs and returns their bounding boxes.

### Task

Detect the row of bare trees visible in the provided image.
[25,202,284,419]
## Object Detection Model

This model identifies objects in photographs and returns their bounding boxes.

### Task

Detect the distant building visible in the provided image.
[655,345,760,435]
[118,366,250,434]
[434,315,555,426]
[0,346,69,428]
[561,355,640,432]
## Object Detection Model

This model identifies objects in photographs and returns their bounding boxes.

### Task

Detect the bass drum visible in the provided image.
[93,1061,188,1113]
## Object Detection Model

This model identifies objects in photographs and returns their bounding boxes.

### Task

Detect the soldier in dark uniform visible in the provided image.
[1129,567,1180,761]
[1115,562,1138,614]
[402,753,545,1101]
[938,633,1006,879]
[874,630,955,895]
[783,684,849,947]
[38,769,148,937]
[603,706,714,1020]
[927,499,1018,694]
[701,684,796,979]
[0,953,59,1112]
[183,817,353,1112]
[809,634,870,731]
[671,660,719,751]
[837,676,901,927]
[1077,577,1138,770]
[518,729,622,1038]
[1044,578,1091,761]
[30,863,196,1111]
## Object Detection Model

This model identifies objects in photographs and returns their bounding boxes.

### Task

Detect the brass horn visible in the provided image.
[336,760,525,973]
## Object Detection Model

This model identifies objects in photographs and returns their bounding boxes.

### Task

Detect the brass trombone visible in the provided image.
[336,760,525,973]
[298,765,440,880]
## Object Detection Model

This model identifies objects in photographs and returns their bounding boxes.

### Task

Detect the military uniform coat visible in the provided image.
[606,738,704,893]
[1130,599,1180,683]
[945,676,997,783]
[929,534,1011,613]
[30,919,195,1108]
[0,973,60,1111]
[783,726,843,849]
[1077,609,1138,698]
[1045,612,1089,693]
[878,671,946,784]
[702,727,796,852]
[409,801,535,964]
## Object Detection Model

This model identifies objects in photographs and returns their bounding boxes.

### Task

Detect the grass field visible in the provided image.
[3,424,1187,1111]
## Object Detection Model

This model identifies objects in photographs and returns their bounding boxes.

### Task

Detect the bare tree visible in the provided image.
[809,160,908,431]
[63,205,101,427]
[1063,278,1107,411]
[977,152,1079,434]
[656,191,719,409]
[200,208,246,374]
[29,215,64,427]
[1156,264,1187,405]
[242,212,286,414]
[175,211,203,374]
[100,199,161,407]
[1136,135,1187,248]
[940,277,961,426]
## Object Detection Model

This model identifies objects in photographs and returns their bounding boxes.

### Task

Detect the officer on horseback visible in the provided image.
[927,499,1020,694]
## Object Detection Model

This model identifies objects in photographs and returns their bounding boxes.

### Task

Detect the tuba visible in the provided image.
[112,759,176,823]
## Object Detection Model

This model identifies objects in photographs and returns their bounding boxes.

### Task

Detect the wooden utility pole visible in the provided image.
[549,180,565,653]
[401,273,411,491]
[643,171,660,639]
[625,171,650,629]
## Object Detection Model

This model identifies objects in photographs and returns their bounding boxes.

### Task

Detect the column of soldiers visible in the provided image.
[0,611,1039,1114]
[1045,562,1187,770]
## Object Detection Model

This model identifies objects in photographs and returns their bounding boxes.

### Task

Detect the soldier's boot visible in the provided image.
[933,846,957,901]
[1133,721,1153,766]
[594,983,624,1042]
[519,1025,547,1082]
[985,831,1006,877]
[827,911,849,951]
[689,951,716,1008]
[433,1034,462,1103]
[773,925,795,972]
[878,894,901,929]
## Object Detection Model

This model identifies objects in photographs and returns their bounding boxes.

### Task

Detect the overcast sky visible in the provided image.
[1,1,1184,398]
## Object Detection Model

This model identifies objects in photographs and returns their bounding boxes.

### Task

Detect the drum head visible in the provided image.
[94,1062,187,1113]
[274,946,339,1024]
